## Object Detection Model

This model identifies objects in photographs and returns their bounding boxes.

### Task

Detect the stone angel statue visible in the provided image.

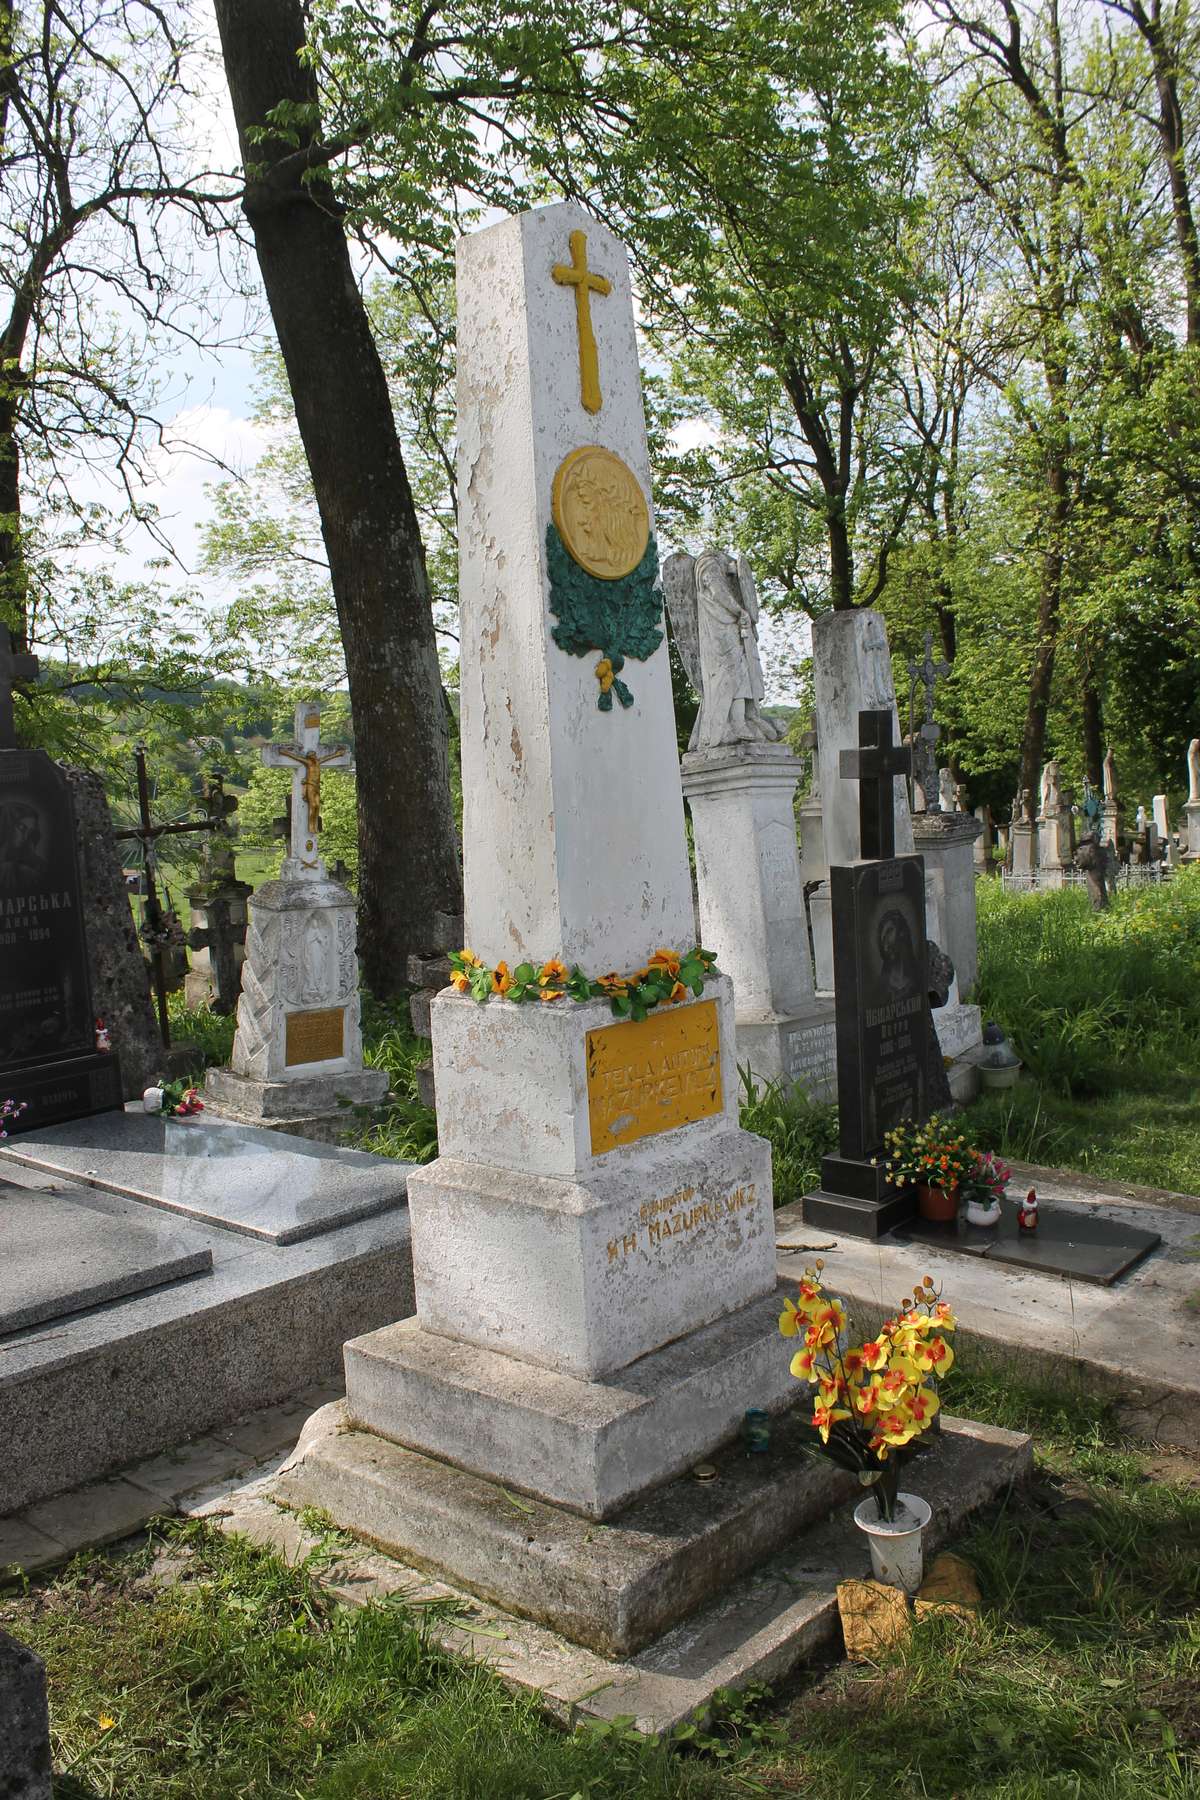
[662,549,786,751]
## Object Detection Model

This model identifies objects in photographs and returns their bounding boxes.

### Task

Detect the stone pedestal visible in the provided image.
[1011,819,1036,876]
[683,742,835,1099]
[1185,802,1200,862]
[205,873,386,1134]
[912,809,983,995]
[1036,808,1073,888]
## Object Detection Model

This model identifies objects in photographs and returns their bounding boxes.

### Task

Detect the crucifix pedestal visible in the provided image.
[204,700,386,1139]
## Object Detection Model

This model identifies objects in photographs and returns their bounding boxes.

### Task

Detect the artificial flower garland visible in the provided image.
[448,944,718,1023]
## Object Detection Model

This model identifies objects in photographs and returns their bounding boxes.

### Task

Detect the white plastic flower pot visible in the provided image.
[853,1491,932,1594]
[965,1197,1003,1227]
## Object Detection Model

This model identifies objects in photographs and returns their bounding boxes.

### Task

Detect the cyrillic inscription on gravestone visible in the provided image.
[831,855,933,1155]
[586,999,722,1154]
[284,1007,345,1067]
[0,752,92,1064]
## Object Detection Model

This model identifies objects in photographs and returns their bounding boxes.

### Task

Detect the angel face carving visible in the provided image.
[662,549,787,752]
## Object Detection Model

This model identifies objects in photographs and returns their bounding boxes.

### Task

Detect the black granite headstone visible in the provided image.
[0,1629,52,1799]
[803,707,951,1239]
[0,749,123,1129]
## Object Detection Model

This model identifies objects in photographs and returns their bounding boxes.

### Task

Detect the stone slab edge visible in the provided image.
[222,1413,1030,1737]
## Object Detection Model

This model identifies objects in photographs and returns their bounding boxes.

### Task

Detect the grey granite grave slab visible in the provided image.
[0,1107,411,1245]
[0,1184,212,1333]
[0,1630,52,1799]
[892,1196,1161,1285]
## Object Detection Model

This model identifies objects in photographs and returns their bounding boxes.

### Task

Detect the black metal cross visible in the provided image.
[0,623,39,750]
[113,745,221,1047]
[839,709,911,860]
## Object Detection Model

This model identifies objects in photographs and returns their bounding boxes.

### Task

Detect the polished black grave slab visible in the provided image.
[888,1197,1161,1286]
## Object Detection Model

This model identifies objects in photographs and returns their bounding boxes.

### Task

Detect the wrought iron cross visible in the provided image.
[907,630,950,812]
[114,746,221,1046]
[0,622,39,750]
[839,709,911,860]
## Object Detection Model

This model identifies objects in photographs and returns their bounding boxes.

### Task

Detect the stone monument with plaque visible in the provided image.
[665,549,835,1100]
[204,700,386,1137]
[279,202,825,1650]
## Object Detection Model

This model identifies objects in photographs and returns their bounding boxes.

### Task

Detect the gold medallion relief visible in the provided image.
[551,445,650,582]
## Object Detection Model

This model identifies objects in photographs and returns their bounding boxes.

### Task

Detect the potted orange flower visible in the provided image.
[780,1263,956,1592]
[882,1116,973,1222]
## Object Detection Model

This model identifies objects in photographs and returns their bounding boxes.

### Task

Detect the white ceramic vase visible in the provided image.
[853,1491,932,1594]
[965,1197,1003,1227]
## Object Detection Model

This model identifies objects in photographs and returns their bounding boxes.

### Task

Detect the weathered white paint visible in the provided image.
[456,201,692,972]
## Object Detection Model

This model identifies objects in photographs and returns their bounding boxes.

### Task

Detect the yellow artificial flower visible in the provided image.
[911,1333,955,1376]
[668,981,688,1002]
[539,958,568,986]
[779,1297,809,1339]
[812,1400,852,1444]
[450,970,470,993]
[860,1338,890,1372]
[458,948,482,968]
[907,1388,941,1430]
[855,1378,883,1416]
[492,961,512,996]
[539,988,565,1003]
[648,947,682,977]
[789,1345,819,1382]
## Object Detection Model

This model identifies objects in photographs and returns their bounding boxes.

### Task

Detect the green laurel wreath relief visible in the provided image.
[545,523,663,710]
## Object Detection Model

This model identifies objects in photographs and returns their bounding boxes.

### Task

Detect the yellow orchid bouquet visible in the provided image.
[779,1263,956,1521]
[447,944,718,1022]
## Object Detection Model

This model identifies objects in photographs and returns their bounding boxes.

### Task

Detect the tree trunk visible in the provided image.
[0,395,27,645]
[1018,453,1068,799]
[828,506,854,610]
[1081,670,1104,789]
[212,0,461,992]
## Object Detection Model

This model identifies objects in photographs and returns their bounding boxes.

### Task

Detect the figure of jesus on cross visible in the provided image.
[262,700,353,880]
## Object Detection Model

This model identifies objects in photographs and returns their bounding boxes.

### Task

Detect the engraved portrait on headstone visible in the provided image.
[663,549,786,750]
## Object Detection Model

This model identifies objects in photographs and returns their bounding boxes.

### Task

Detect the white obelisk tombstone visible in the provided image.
[325,203,786,1521]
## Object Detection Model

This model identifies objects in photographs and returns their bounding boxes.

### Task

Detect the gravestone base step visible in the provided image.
[735,1008,837,1104]
[204,1064,388,1133]
[340,1282,797,1520]
[279,1394,856,1657]
[4,1050,124,1135]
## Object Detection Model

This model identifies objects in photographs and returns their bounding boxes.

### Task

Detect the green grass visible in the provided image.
[960,872,1200,1194]
[7,1350,1197,1797]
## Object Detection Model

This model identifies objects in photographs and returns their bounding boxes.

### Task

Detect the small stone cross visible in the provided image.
[839,709,911,860]
[552,228,612,415]
[0,622,39,750]
[262,699,353,879]
[907,630,950,812]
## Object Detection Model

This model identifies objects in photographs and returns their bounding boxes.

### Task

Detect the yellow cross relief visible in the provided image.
[552,228,612,415]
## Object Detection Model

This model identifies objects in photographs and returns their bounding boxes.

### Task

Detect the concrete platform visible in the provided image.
[341,1282,798,1519]
[777,1161,1200,1443]
[0,1155,414,1514]
[263,1412,1028,1732]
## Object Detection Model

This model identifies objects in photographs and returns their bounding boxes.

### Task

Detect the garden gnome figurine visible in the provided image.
[1017,1190,1039,1232]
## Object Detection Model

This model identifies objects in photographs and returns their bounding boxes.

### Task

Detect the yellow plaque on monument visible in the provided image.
[586,999,722,1155]
[551,445,650,581]
[285,1007,345,1067]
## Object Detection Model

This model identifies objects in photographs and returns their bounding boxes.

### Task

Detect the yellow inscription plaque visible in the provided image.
[285,1007,345,1066]
[586,998,722,1155]
[552,445,650,581]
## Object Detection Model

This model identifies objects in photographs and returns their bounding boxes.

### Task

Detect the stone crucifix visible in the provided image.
[907,630,950,813]
[0,622,39,750]
[262,700,353,880]
[552,228,612,415]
